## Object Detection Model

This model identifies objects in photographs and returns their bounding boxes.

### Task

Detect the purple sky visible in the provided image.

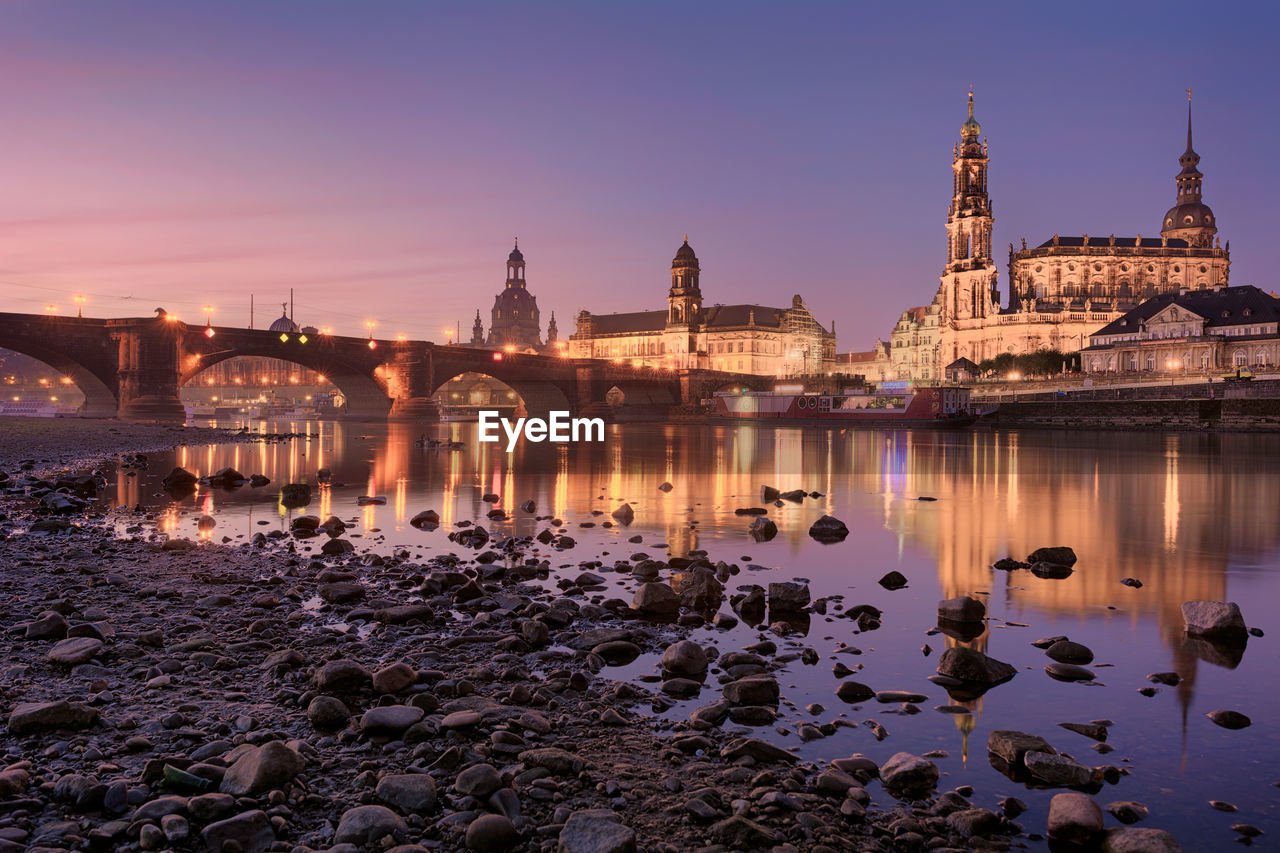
[0,1,1276,350]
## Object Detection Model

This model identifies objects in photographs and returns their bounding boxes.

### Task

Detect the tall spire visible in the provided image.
[1185,88,1194,155]
[961,88,981,141]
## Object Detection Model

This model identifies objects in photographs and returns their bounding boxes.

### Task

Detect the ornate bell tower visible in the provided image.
[1161,90,1218,248]
[941,89,1000,323]
[667,236,702,326]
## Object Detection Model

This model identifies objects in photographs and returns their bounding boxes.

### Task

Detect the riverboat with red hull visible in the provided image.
[710,384,978,428]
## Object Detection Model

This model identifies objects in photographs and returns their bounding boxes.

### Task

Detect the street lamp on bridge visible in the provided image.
[44,304,58,315]
[72,295,86,318]
[202,305,215,338]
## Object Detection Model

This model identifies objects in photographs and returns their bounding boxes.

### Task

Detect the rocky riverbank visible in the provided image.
[0,426,1223,852]
[0,418,242,477]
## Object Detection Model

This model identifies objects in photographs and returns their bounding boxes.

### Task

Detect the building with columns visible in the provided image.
[887,92,1231,381]
[569,237,836,375]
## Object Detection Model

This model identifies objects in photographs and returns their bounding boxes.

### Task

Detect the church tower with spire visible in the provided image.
[1161,91,1218,248]
[940,89,1000,325]
[471,310,484,345]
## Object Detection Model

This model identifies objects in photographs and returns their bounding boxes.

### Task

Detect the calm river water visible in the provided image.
[104,421,1278,848]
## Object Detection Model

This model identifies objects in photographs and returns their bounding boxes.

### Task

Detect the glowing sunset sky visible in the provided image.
[0,1,1276,349]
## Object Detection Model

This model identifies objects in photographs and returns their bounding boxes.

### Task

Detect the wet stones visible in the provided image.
[1102,827,1183,852]
[1024,751,1096,787]
[1106,801,1150,824]
[376,773,437,813]
[938,595,985,623]
[557,808,637,853]
[767,581,810,612]
[748,516,777,541]
[219,740,304,796]
[878,570,908,590]
[1031,561,1074,579]
[611,503,635,524]
[25,610,69,639]
[1059,722,1109,742]
[660,640,708,677]
[835,681,875,704]
[879,752,939,797]
[936,647,1016,685]
[318,580,365,603]
[1046,639,1095,664]
[1205,709,1252,729]
[279,483,311,507]
[676,569,724,611]
[375,604,434,624]
[987,730,1056,767]
[334,804,408,845]
[631,582,679,617]
[8,700,98,735]
[720,737,796,764]
[1047,792,1103,845]
[410,509,440,529]
[1181,600,1247,641]
[161,466,199,494]
[1028,546,1078,567]
[722,675,779,706]
[593,640,641,665]
[1046,662,1096,682]
[807,514,848,543]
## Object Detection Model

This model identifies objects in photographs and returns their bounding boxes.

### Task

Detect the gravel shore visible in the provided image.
[0,423,1189,852]
[0,417,239,476]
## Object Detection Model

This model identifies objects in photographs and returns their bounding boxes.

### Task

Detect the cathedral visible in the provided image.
[469,242,559,352]
[569,237,836,375]
[881,92,1230,382]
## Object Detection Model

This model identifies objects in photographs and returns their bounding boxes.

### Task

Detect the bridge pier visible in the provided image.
[110,318,186,423]
[386,345,439,422]
[388,397,440,421]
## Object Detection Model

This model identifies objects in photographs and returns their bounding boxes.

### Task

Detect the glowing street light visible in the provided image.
[44,304,58,315]
[72,295,86,318]
[202,304,216,337]
[365,320,376,339]
[396,334,407,342]
[444,328,454,345]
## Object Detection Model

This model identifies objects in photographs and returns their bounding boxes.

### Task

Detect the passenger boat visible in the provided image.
[710,382,978,428]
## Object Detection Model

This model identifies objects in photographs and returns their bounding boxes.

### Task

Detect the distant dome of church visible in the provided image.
[268,313,299,333]
[1162,200,1215,232]
[508,244,524,263]
[673,236,698,267]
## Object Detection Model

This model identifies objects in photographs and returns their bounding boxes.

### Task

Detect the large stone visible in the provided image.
[720,737,797,764]
[519,747,584,776]
[987,730,1056,766]
[937,647,1016,684]
[938,596,986,623]
[808,515,849,542]
[660,640,708,676]
[219,741,304,796]
[306,696,350,731]
[1047,792,1103,844]
[360,705,425,735]
[376,773,437,813]
[767,581,810,612]
[557,808,637,853]
[835,680,875,703]
[372,662,417,694]
[318,581,365,603]
[1046,640,1095,664]
[676,570,724,611]
[1102,827,1183,852]
[467,813,519,851]
[8,700,98,735]
[1027,546,1078,566]
[201,809,274,853]
[313,659,372,693]
[1181,601,1247,640]
[455,763,503,798]
[880,752,938,794]
[748,516,777,541]
[632,582,679,617]
[1025,750,1095,787]
[48,636,103,665]
[279,483,312,507]
[24,611,69,639]
[722,675,779,706]
[162,466,199,493]
[334,804,408,845]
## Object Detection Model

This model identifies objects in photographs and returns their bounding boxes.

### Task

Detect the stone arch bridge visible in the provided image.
[0,312,774,422]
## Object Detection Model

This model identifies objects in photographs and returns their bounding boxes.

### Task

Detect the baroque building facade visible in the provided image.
[569,238,836,375]
[886,93,1231,381]
[1082,285,1280,375]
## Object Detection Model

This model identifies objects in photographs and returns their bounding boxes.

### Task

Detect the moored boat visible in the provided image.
[710,382,977,428]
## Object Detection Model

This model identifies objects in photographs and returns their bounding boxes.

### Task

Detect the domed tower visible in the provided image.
[486,240,542,349]
[1161,92,1217,248]
[667,235,702,326]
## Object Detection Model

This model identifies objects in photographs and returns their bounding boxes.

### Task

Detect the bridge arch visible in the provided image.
[429,370,573,419]
[0,337,119,418]
[180,341,393,419]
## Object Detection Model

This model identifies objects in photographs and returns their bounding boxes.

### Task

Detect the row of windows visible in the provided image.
[1090,348,1273,372]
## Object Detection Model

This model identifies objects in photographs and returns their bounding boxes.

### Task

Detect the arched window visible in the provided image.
[1256,349,1269,367]
[1234,349,1247,367]
[1145,354,1155,371]
[1200,352,1210,369]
